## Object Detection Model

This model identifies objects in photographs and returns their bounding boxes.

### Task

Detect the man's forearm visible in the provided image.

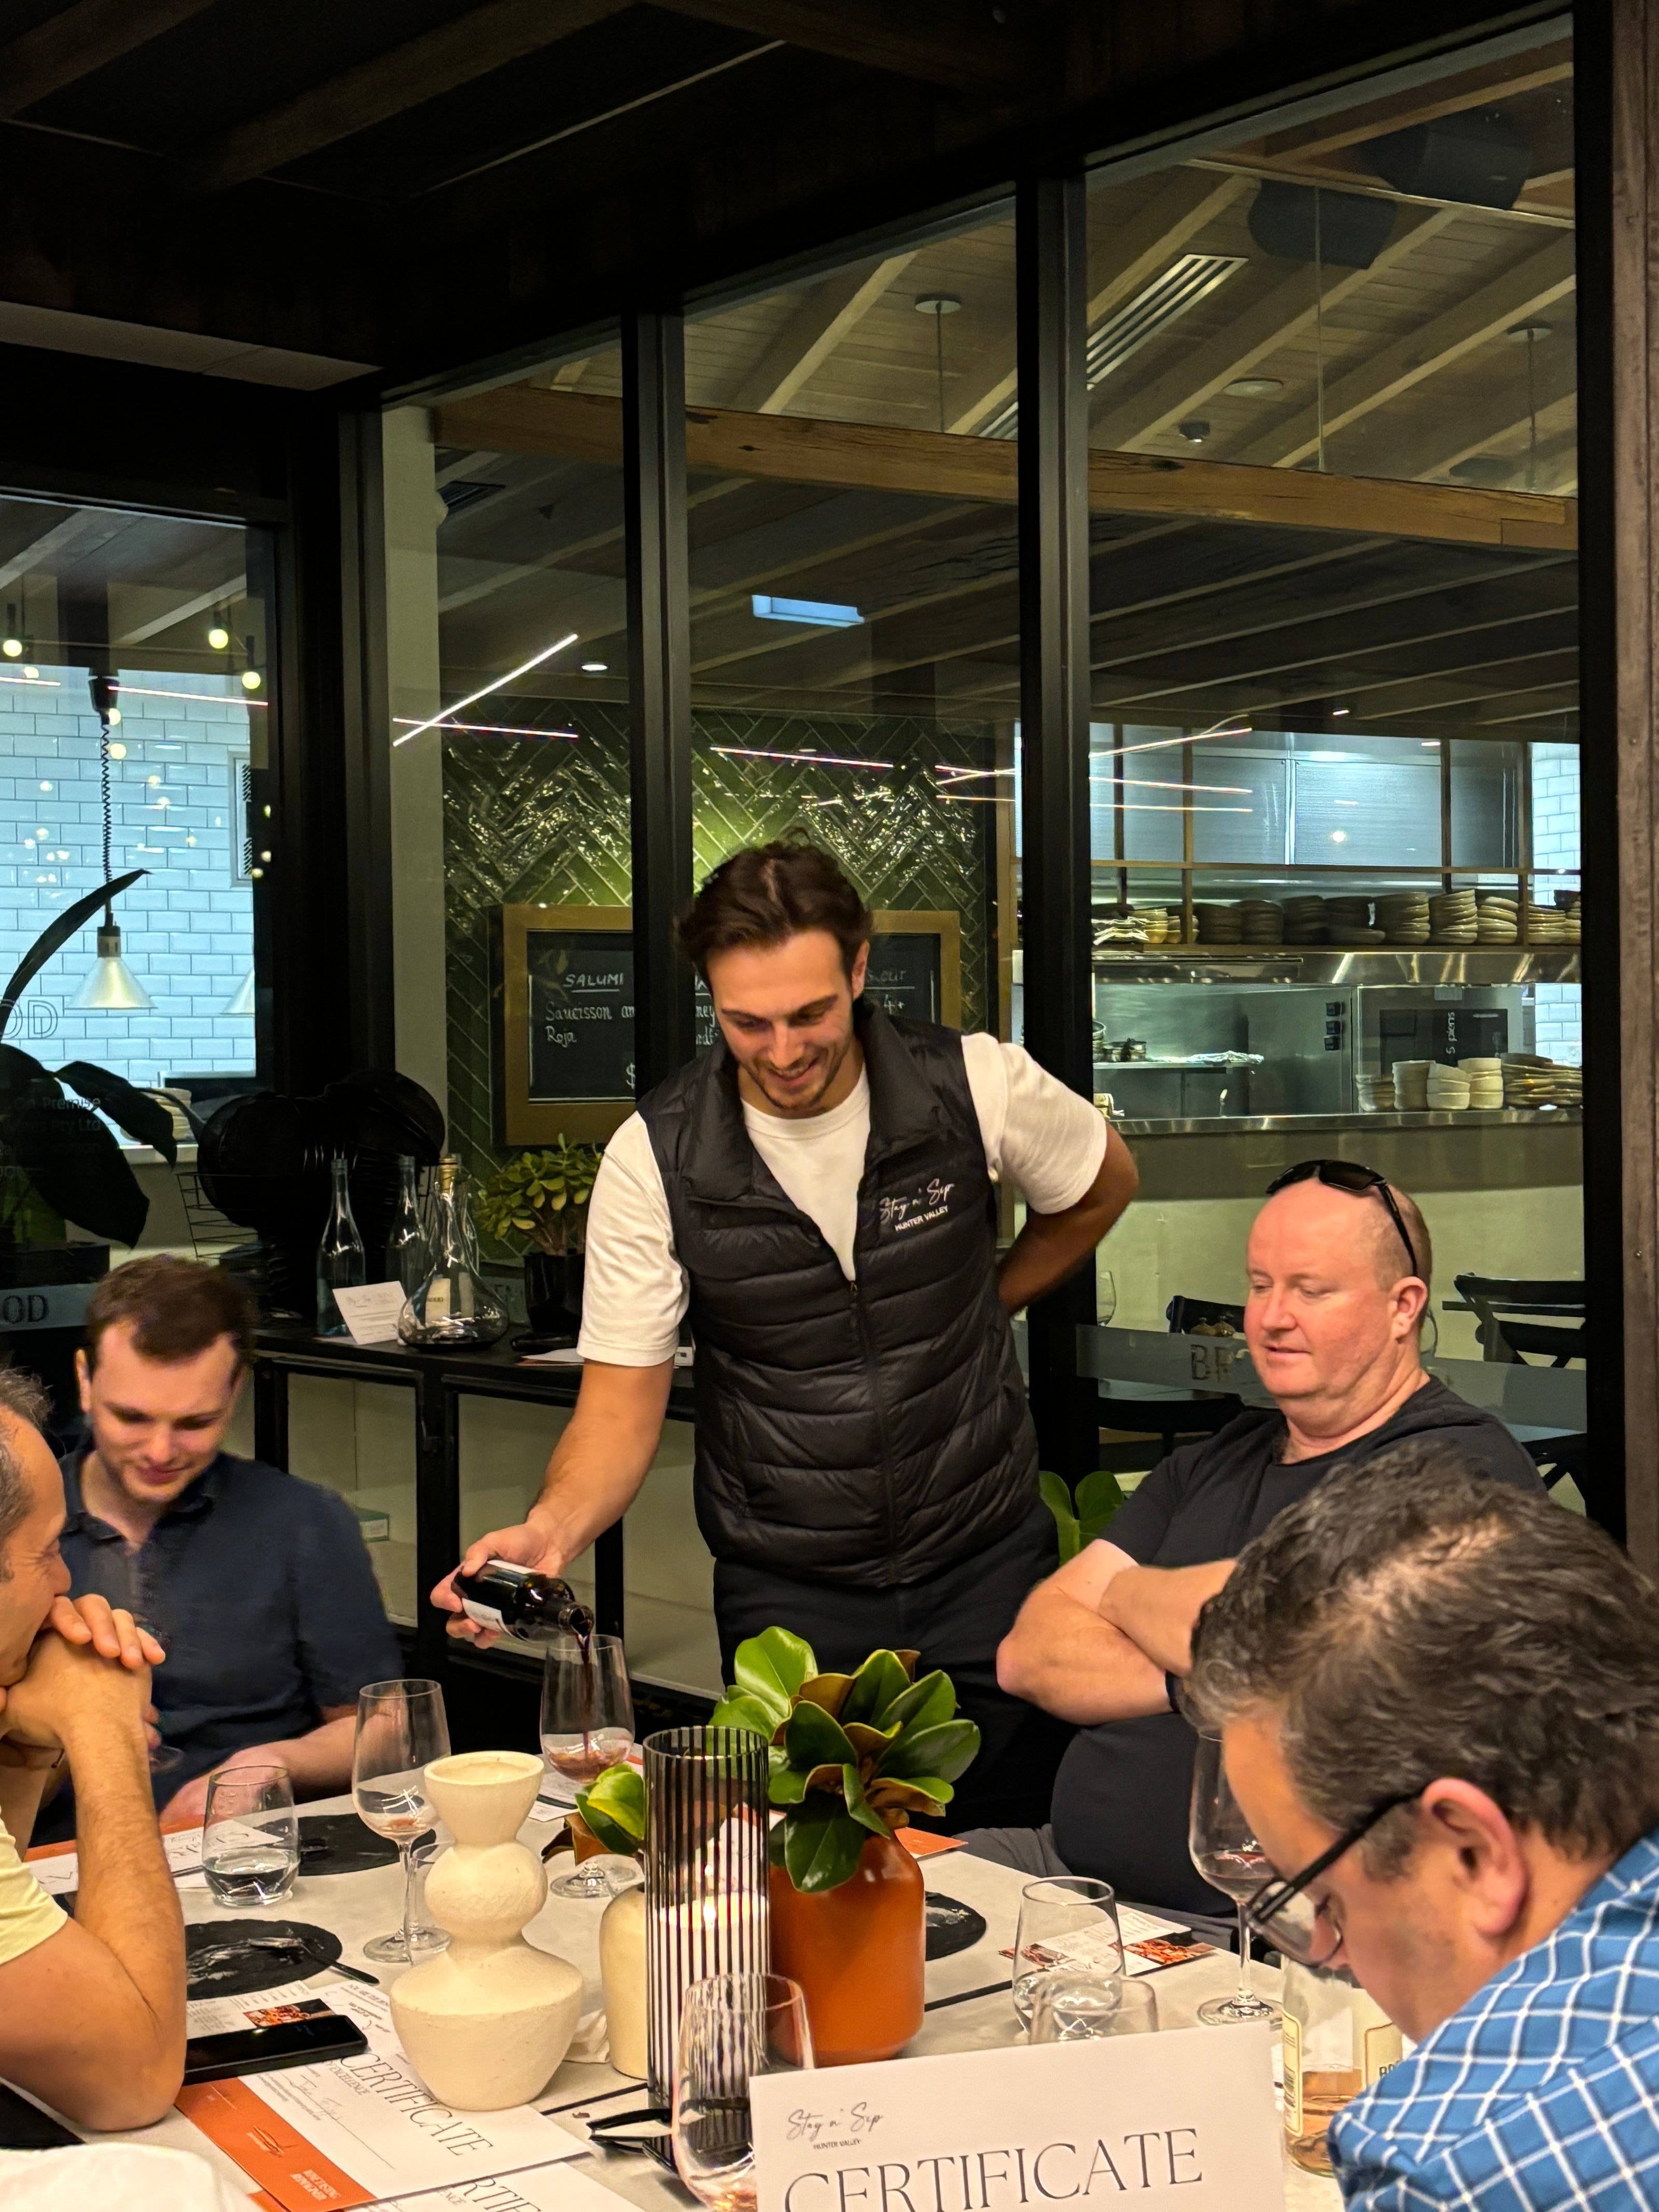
[997,1585,1170,1724]
[530,1361,674,1563]
[62,1706,185,2063]
[999,1131,1138,1314]
[1099,1561,1235,1674]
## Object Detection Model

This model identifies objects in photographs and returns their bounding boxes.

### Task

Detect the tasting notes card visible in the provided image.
[751,2026,1280,2212]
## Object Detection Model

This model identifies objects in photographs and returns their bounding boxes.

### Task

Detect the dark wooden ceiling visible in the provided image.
[0,0,1538,390]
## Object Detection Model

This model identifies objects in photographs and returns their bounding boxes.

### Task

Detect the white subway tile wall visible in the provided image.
[1530,741,1581,1067]
[0,666,255,1088]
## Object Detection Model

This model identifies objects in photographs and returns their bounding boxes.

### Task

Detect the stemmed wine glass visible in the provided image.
[353,1678,451,1965]
[1188,1727,1280,2026]
[672,1974,814,2212]
[542,1633,637,1900]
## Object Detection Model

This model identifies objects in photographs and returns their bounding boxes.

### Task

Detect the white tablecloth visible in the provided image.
[71,1797,1341,2210]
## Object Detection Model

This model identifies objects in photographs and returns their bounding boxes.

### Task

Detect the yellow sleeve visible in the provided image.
[0,1810,66,1967]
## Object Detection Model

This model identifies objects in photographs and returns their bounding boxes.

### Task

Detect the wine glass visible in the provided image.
[353,1678,450,1964]
[1030,1974,1158,2042]
[1011,1877,1124,2027]
[203,1764,299,1908]
[1099,1271,1117,1326]
[672,1973,814,2212]
[542,1633,637,1900]
[1188,1727,1280,2026]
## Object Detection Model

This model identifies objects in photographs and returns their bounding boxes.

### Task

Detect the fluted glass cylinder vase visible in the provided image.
[645,1726,769,2119]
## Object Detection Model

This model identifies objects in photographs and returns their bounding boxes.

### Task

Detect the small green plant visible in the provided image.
[711,1628,979,1894]
[575,1762,645,1857]
[1039,1469,1127,1564]
[476,1137,603,1257]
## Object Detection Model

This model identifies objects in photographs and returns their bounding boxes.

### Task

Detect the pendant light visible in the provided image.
[221,969,255,1016]
[74,672,152,1011]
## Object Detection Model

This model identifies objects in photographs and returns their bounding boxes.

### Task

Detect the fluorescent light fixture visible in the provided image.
[392,718,578,741]
[711,745,891,770]
[751,595,863,628]
[115,684,266,708]
[393,632,579,747]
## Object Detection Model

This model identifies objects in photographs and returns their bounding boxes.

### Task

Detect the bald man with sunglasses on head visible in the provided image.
[993,1162,1545,1915]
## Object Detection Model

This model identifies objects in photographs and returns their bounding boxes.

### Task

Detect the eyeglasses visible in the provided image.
[1266,1159,1421,1283]
[1242,1791,1421,1966]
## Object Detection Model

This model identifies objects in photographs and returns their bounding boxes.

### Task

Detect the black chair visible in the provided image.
[1452,1275,1585,1367]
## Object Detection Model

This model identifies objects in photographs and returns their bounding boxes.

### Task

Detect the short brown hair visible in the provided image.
[676,837,873,978]
[85,1256,255,1373]
[0,1365,51,1574]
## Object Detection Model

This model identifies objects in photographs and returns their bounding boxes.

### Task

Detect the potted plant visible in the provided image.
[476,1137,604,1334]
[712,1628,979,2065]
[1039,1468,1126,1563]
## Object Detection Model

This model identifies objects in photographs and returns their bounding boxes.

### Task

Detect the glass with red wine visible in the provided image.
[1188,1727,1280,2026]
[541,1632,637,1899]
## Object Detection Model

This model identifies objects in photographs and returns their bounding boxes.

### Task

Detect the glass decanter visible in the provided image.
[316,1153,366,1336]
[398,1157,509,1348]
[386,1155,428,1294]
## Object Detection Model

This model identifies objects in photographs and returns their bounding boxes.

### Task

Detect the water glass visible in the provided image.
[1030,1973,1158,2042]
[1188,1727,1280,2027]
[1012,1877,1124,2026]
[354,1678,451,1964]
[203,1764,299,1908]
[672,1973,814,2212]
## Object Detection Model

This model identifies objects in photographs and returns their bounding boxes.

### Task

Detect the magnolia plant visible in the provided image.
[711,1628,979,1894]
[573,1763,645,1858]
[476,1137,603,1258]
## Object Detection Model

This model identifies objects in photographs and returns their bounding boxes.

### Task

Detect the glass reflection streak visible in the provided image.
[644,1726,770,2114]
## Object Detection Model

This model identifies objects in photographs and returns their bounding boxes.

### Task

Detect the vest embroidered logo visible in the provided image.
[880,1177,957,1235]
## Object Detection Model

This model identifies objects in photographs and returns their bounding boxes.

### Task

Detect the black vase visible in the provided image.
[524,1250,585,1335]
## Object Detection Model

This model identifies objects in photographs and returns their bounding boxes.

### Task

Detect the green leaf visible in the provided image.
[9,1097,147,1246]
[842,1762,890,1840]
[1076,1469,1127,1531]
[0,870,144,1039]
[1038,1470,1082,1564]
[782,1796,870,1893]
[734,1627,816,1713]
[876,1669,954,1735]
[575,1763,645,1854]
[0,1044,50,1097]
[878,1719,980,1784]
[839,1650,912,1727]
[796,1673,853,1718]
[843,1720,901,1759]
[768,1762,811,1805]
[709,1692,780,1740]
[868,1773,953,1816]
[783,1698,856,1775]
[55,1063,178,1165]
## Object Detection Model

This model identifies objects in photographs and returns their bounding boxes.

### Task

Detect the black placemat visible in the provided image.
[925,1891,987,1961]
[186,1919,342,1999]
[298,1812,427,1876]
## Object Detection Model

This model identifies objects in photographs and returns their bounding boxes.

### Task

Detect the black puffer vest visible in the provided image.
[639,1004,1037,1587]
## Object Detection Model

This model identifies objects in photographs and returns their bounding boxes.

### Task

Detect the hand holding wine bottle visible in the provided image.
[430,1513,574,1646]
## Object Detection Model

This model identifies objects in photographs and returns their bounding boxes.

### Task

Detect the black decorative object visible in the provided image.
[185,1918,343,1998]
[298,1813,423,1877]
[524,1250,585,1335]
[924,1892,988,1962]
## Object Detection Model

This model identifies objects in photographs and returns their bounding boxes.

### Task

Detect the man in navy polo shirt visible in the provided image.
[54,1255,398,1828]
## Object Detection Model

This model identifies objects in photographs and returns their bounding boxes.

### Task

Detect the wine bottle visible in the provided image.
[1282,1958,1403,2175]
[453,1558,594,1642]
[386,1155,428,1295]
[316,1153,366,1337]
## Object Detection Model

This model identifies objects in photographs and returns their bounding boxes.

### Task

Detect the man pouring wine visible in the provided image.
[434,839,1137,1826]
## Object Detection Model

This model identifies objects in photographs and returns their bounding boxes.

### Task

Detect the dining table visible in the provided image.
[49,1793,1343,2210]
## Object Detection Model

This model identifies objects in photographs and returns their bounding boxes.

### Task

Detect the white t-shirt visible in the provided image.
[578,1034,1109,1367]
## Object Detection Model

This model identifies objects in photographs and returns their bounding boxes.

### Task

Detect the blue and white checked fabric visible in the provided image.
[1331,1826,1659,2209]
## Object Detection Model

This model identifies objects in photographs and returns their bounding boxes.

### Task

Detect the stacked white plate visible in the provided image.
[1361,1075,1396,1111]
[1426,1063,1471,1109]
[1458,1056,1505,1108]
[1376,890,1432,945]
[1283,895,1327,945]
[1476,893,1519,944]
[1194,902,1243,944]
[1525,903,1571,942]
[1501,1054,1555,1107]
[1429,889,1478,943]
[1240,898,1285,945]
[1393,1059,1431,1110]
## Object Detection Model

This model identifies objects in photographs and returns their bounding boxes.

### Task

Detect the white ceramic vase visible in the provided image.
[599,1881,647,2078]
[389,1750,583,2110]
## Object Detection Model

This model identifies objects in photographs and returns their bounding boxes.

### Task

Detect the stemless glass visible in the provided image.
[1099,1272,1118,1326]
[203,1765,299,1907]
[543,1633,637,1900]
[1030,1974,1158,2042]
[1189,1727,1281,2026]
[354,1678,451,1964]
[672,1974,814,2212]
[1011,1877,1124,2027]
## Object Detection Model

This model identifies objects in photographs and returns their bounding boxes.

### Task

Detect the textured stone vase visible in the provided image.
[389,1750,583,2109]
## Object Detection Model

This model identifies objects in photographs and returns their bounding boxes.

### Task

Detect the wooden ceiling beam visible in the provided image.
[0,0,223,120]
[646,0,1043,92]
[438,382,1579,551]
[1231,233,1579,471]
[183,0,632,194]
[727,250,918,414]
[1092,204,1459,454]
[1239,39,1573,166]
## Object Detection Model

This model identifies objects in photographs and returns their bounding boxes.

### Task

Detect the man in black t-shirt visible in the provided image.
[994,1167,1545,1915]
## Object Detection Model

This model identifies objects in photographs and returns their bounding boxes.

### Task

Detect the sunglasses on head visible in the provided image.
[1265,1159,1421,1283]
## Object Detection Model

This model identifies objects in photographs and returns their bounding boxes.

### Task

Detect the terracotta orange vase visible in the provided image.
[769,1832,925,2065]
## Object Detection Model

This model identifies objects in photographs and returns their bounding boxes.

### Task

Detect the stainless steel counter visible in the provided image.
[1092,949,1580,984]
[1107,1107,1583,1136]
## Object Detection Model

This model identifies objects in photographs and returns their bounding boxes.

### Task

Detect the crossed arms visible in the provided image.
[996,1542,1235,1724]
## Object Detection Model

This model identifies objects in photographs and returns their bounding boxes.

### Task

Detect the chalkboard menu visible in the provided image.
[862,932,944,1023]
[526,931,636,1102]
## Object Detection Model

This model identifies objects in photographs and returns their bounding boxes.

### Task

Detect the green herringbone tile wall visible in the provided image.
[442,706,997,1179]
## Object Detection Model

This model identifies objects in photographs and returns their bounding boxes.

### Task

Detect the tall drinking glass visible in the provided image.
[353,1678,450,1964]
[1011,1877,1124,2027]
[543,1633,636,1900]
[672,1973,814,2212]
[1188,1727,1280,2026]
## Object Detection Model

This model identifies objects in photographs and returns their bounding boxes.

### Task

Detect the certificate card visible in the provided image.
[751,2026,1281,2212]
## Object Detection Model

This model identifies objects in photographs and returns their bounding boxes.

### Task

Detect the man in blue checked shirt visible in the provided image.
[1185,1444,1659,2212]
